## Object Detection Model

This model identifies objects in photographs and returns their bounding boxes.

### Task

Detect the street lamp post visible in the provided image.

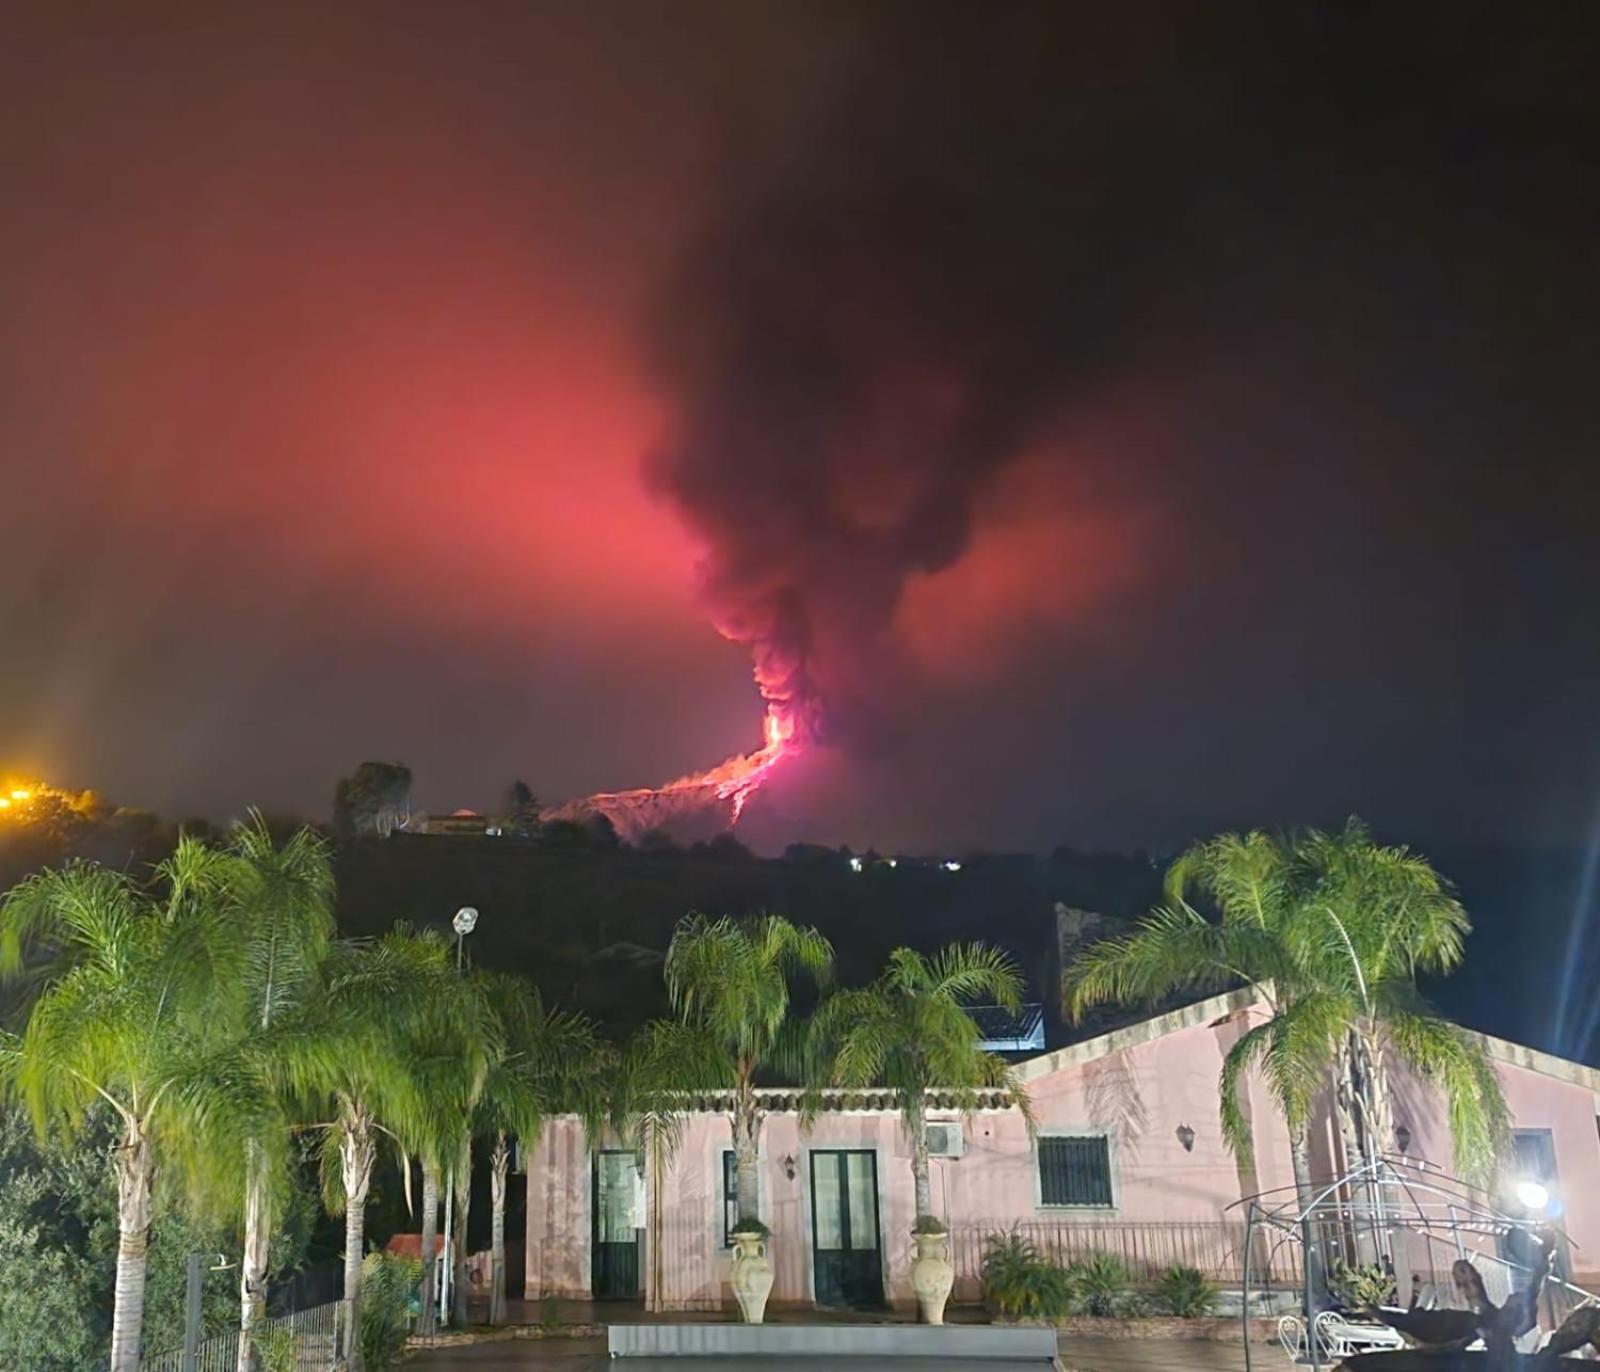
[440,906,479,1327]
[452,905,478,967]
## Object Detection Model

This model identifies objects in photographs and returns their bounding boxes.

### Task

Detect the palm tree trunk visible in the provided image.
[1355,1024,1395,1274]
[910,1113,933,1221]
[1338,1030,1384,1267]
[1290,1127,1315,1212]
[339,1110,376,1370]
[1290,1127,1327,1304]
[110,1127,156,1372]
[732,1093,761,1223]
[419,1161,440,1337]
[489,1132,510,1326]
[451,1132,472,1329]
[1360,1025,1395,1158]
[237,1139,271,1372]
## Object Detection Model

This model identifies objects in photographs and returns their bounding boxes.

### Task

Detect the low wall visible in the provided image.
[1011,1316,1281,1343]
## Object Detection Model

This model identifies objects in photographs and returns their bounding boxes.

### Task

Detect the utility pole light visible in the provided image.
[442,905,479,1324]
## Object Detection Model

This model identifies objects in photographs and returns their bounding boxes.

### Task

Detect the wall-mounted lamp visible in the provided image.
[1175,1123,1196,1153]
[1395,1124,1411,1155]
[783,1154,796,1181]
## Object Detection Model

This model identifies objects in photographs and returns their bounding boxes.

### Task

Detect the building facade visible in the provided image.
[523,988,1600,1311]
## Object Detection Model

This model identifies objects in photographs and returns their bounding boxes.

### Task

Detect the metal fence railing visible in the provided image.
[950,1220,1303,1300]
[139,1299,348,1372]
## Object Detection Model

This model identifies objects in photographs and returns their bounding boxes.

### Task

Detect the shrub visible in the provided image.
[1065,1251,1138,1316]
[912,1215,950,1236]
[359,1250,422,1370]
[1154,1263,1218,1317]
[1330,1260,1396,1310]
[729,1217,771,1240]
[254,1325,298,1372]
[980,1231,1072,1320]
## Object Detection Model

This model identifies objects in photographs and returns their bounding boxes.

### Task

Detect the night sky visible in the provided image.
[3,3,1597,862]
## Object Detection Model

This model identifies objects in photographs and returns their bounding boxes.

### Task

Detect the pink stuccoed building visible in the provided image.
[523,987,1600,1312]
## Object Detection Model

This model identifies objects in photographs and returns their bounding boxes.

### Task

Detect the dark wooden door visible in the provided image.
[810,1149,883,1308]
[591,1151,641,1299]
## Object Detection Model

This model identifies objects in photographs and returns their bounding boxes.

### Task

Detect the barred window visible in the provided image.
[1038,1135,1113,1207]
[722,1151,739,1247]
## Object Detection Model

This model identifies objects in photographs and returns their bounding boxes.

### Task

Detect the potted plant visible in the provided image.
[910,1215,955,1325]
[809,944,1034,1324]
[729,1217,774,1323]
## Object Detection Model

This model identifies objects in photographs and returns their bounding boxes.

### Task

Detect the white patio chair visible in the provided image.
[1277,1313,1308,1362]
[1312,1310,1408,1360]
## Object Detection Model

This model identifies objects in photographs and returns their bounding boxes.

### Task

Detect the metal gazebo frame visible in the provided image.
[1233,1155,1591,1370]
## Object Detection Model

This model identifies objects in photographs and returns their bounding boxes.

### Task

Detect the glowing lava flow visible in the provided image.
[719,709,796,820]
[548,706,801,840]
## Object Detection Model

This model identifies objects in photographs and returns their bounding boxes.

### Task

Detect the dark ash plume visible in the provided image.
[644,7,1204,745]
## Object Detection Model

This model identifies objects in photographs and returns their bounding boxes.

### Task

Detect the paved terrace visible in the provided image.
[404,1303,1259,1372]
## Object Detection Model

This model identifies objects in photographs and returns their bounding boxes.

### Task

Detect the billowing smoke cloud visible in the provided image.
[645,8,1202,748]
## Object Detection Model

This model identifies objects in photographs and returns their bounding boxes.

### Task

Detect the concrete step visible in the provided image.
[608,1322,1058,1361]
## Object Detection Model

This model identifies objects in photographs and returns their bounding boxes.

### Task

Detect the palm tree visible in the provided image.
[386,951,498,1336]
[201,817,335,1372]
[473,973,606,1324]
[644,913,832,1230]
[293,928,460,1369]
[1294,822,1510,1180]
[1067,830,1328,1206]
[1065,823,1509,1198]
[811,944,1034,1224]
[0,851,235,1372]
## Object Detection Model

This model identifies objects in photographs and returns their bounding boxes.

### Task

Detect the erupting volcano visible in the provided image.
[548,567,833,837]
[549,674,810,841]
[549,705,796,841]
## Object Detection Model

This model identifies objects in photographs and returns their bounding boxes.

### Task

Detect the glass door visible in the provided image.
[809,1149,883,1308]
[591,1150,642,1298]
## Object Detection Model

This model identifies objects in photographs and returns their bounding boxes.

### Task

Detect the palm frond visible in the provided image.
[1064,904,1238,1018]
[1383,1006,1511,1185]
[925,943,1025,1012]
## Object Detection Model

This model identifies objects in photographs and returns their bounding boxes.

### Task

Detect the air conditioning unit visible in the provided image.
[926,1122,965,1159]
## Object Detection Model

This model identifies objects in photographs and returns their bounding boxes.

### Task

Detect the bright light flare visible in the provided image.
[9,789,30,801]
[1515,1180,1551,1213]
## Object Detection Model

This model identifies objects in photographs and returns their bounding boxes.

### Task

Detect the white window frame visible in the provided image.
[1034,1128,1119,1213]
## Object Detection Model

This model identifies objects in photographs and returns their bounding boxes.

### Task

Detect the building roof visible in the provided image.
[1013,983,1600,1102]
[1468,1029,1600,1097]
[1015,986,1261,1082]
[676,1086,1014,1115]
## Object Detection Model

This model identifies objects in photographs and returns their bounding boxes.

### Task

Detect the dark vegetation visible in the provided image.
[330,834,1161,1041]
[0,1107,314,1370]
[3,773,1594,1064]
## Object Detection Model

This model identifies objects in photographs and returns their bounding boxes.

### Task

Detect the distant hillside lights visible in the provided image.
[847,854,962,873]
[0,778,56,814]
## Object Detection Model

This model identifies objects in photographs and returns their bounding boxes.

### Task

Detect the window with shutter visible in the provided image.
[1037,1135,1114,1207]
